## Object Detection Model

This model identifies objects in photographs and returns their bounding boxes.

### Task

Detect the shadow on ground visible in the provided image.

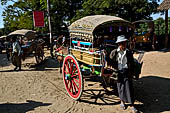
[25,56,60,70]
[79,89,120,105]
[0,56,60,72]
[79,75,119,105]
[79,75,170,113]
[0,100,51,113]
[159,48,170,53]
[134,76,170,113]
[0,54,11,67]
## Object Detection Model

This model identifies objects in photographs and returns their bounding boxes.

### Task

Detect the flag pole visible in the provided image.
[47,0,53,57]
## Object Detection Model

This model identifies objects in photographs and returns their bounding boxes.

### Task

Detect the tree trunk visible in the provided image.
[165,10,168,48]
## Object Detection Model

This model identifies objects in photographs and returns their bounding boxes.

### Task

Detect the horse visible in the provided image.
[54,35,69,73]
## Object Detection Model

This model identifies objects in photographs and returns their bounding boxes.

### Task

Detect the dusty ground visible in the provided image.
[0,49,170,113]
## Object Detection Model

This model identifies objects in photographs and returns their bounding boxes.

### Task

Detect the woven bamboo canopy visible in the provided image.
[157,0,170,10]
[69,15,133,42]
[69,15,133,35]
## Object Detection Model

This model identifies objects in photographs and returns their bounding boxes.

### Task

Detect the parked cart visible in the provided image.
[55,15,142,100]
[8,29,44,64]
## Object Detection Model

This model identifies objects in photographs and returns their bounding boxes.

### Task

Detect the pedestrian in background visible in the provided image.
[11,36,22,71]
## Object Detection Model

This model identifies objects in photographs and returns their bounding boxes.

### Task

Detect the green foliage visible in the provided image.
[72,0,159,23]
[154,17,170,36]
[2,1,35,33]
[136,23,149,35]
[0,28,5,36]
[154,17,165,35]
[1,0,160,35]
[1,0,84,35]
[71,0,115,22]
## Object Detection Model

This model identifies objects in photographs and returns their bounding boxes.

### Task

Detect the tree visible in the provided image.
[1,0,84,35]
[0,28,5,36]
[2,0,48,33]
[72,0,159,23]
[46,0,84,34]
[1,0,160,35]
[154,17,165,35]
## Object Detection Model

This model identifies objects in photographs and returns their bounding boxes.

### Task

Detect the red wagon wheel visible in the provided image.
[62,55,83,100]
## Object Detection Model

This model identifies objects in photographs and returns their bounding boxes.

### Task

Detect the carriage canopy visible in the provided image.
[0,35,7,39]
[8,29,36,40]
[69,15,134,42]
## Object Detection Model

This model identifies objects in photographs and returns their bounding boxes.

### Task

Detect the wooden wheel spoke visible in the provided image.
[72,80,79,91]
[68,80,73,92]
[66,80,70,88]
[71,74,79,78]
[68,60,71,72]
[72,67,77,75]
[73,78,79,84]
[64,71,68,74]
[66,61,70,73]
[70,81,74,93]
[70,61,74,74]
[72,80,77,94]
[65,63,70,74]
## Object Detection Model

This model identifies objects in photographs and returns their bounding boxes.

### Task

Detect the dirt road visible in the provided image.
[0,50,170,113]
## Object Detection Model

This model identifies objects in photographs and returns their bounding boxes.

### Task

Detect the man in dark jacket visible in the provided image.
[110,35,137,113]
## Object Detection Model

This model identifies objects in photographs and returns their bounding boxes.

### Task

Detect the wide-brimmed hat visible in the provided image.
[116,35,128,43]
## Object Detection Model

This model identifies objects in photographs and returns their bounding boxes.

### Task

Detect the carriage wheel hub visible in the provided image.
[65,74,71,80]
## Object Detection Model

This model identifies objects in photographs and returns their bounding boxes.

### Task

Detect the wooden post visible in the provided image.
[165,10,168,48]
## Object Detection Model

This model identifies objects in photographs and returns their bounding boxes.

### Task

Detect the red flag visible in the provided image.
[33,11,45,27]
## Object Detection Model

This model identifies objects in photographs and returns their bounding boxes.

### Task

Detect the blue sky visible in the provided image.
[0,0,168,29]
[0,3,4,28]
[0,1,15,28]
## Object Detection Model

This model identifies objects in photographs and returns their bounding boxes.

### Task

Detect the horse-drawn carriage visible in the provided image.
[54,15,143,100]
[132,20,158,50]
[7,29,44,64]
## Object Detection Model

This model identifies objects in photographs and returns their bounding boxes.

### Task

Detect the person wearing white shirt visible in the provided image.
[110,35,137,113]
[11,36,22,71]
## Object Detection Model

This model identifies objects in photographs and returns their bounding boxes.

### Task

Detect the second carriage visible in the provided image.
[55,15,142,100]
[7,29,44,64]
